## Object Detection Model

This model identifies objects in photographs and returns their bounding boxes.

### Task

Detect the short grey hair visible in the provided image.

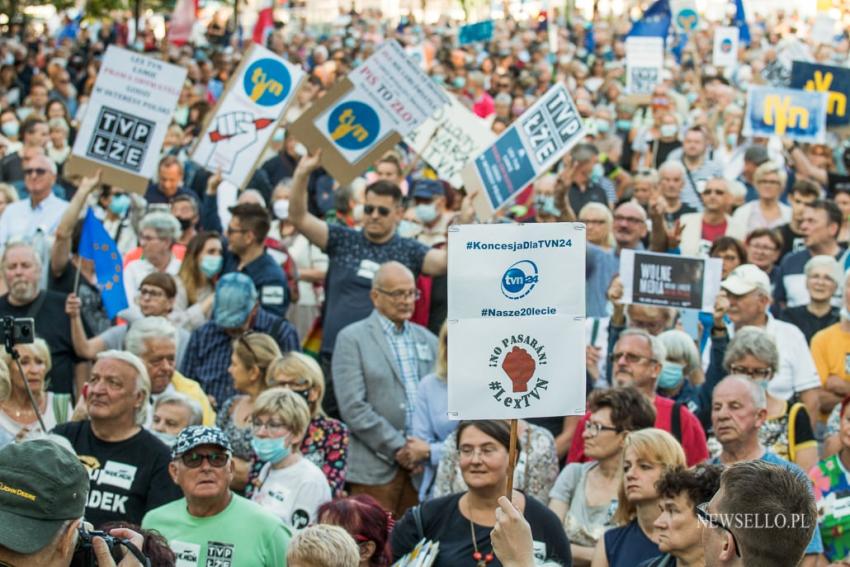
[238,189,267,208]
[659,160,687,178]
[718,374,767,410]
[125,316,178,357]
[139,211,181,243]
[658,329,700,375]
[154,391,203,427]
[1,241,42,273]
[804,255,841,285]
[723,326,779,373]
[494,93,512,105]
[633,168,658,185]
[47,117,69,133]
[579,202,613,227]
[619,327,667,363]
[727,179,747,200]
[96,350,151,426]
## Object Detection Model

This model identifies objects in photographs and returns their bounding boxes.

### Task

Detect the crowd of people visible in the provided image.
[0,2,847,566]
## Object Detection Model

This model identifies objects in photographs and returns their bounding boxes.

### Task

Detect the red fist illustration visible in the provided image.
[502,347,536,393]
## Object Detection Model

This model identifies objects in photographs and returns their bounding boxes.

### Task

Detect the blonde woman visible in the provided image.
[265,352,349,497]
[0,338,73,442]
[590,428,687,567]
[0,183,18,220]
[579,203,615,251]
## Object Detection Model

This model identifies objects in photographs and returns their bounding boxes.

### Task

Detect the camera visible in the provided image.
[71,527,122,567]
[0,316,34,348]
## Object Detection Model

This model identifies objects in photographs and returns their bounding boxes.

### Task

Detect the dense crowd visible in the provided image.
[0,3,848,567]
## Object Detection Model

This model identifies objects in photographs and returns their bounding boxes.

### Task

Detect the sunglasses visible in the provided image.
[181,450,229,468]
[363,204,392,217]
[23,168,48,177]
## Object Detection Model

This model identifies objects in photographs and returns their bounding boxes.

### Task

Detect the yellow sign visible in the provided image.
[804,71,847,116]
[763,96,810,135]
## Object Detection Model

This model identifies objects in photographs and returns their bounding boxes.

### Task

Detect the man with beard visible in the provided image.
[0,241,83,396]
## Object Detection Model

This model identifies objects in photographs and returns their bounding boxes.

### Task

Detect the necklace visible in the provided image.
[469,519,494,567]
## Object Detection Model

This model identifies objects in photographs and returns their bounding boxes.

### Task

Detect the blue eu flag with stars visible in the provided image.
[627,0,671,39]
[78,208,128,319]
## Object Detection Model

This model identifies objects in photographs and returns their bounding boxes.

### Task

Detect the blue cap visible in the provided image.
[412,179,445,200]
[213,273,258,329]
[171,426,233,460]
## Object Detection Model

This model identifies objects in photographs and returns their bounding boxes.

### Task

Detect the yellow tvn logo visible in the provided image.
[0,481,36,502]
[763,96,810,135]
[247,67,284,104]
[330,109,369,143]
[804,71,847,116]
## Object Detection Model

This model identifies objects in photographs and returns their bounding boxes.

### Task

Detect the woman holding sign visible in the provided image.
[391,420,571,567]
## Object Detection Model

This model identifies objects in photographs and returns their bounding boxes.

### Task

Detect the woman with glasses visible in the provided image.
[548,388,656,566]
[264,352,349,497]
[709,237,746,280]
[392,420,571,566]
[637,464,723,567]
[729,161,792,233]
[319,494,394,567]
[579,203,614,251]
[780,255,841,344]
[744,228,783,285]
[246,387,331,530]
[590,428,686,567]
[216,332,281,492]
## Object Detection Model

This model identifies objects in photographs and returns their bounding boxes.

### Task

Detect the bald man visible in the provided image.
[332,261,437,517]
[0,152,68,246]
[612,201,648,252]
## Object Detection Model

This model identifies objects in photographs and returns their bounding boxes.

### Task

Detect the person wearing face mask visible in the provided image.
[246,387,332,530]
[171,194,200,246]
[176,231,223,330]
[655,330,704,411]
[409,179,453,247]
[151,392,204,447]
[562,143,611,215]
[97,186,140,256]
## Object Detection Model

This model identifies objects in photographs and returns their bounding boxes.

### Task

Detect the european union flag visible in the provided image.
[628,0,671,39]
[78,208,128,319]
[734,0,751,45]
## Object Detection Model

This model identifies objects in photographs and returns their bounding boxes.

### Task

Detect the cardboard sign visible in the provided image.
[289,40,448,186]
[66,46,186,193]
[626,37,663,95]
[712,26,739,68]
[447,222,586,420]
[743,86,828,143]
[461,83,585,219]
[404,93,495,189]
[192,45,304,189]
[672,0,699,32]
[459,20,494,45]
[791,61,850,128]
[619,250,723,311]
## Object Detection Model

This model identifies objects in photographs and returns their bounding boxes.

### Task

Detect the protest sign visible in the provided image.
[712,26,739,68]
[404,93,495,189]
[619,250,723,311]
[812,13,837,40]
[791,61,850,128]
[459,20,494,45]
[192,44,304,189]
[66,46,186,193]
[405,44,433,71]
[289,40,448,186]
[743,86,828,143]
[461,83,585,219]
[626,37,663,95]
[672,0,699,33]
[447,222,586,420]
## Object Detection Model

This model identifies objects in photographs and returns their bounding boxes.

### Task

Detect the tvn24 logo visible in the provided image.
[501,260,539,300]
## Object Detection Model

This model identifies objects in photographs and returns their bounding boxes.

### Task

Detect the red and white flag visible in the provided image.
[252,0,275,45]
[169,0,197,45]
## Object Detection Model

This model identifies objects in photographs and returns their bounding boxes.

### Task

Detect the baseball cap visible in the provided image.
[172,426,233,460]
[213,273,258,329]
[411,179,445,200]
[0,439,88,554]
[721,264,771,296]
[743,145,769,166]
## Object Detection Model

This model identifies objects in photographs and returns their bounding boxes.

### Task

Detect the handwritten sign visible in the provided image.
[619,250,723,311]
[791,61,850,128]
[743,86,828,143]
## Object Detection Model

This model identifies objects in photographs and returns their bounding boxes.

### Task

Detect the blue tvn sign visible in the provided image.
[328,100,380,151]
[501,260,539,300]
[243,58,292,106]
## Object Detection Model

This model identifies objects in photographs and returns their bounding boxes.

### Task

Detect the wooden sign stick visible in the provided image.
[505,419,519,500]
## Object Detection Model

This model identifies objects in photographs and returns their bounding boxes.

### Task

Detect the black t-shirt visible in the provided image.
[827,171,850,198]
[48,265,111,336]
[777,222,806,262]
[0,291,80,394]
[780,305,840,344]
[652,139,682,169]
[568,182,609,217]
[391,493,571,567]
[52,421,182,528]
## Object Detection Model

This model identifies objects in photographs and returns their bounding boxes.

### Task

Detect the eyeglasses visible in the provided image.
[138,287,166,299]
[585,421,620,437]
[608,351,655,365]
[251,419,289,434]
[226,226,248,235]
[748,244,777,253]
[756,179,782,186]
[138,233,163,243]
[614,214,645,224]
[728,365,773,380]
[23,168,47,177]
[459,445,502,459]
[696,502,741,557]
[363,204,392,217]
[181,450,229,468]
[702,189,727,196]
[580,219,607,226]
[376,288,421,301]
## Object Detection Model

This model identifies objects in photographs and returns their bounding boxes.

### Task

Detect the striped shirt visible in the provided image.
[665,148,725,212]
[377,313,420,435]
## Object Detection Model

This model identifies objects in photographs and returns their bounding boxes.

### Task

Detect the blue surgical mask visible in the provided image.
[686,92,699,105]
[660,124,678,138]
[251,436,290,464]
[272,128,285,143]
[432,74,445,85]
[453,76,466,89]
[753,379,770,393]
[109,194,130,216]
[616,119,632,131]
[414,203,438,224]
[726,133,737,147]
[200,255,223,278]
[152,430,178,447]
[596,119,611,134]
[590,163,604,184]
[1,121,19,138]
[397,219,419,238]
[657,362,685,390]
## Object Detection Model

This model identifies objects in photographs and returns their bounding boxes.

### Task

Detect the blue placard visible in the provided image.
[459,20,494,45]
[790,61,850,128]
[474,127,536,210]
[744,86,828,143]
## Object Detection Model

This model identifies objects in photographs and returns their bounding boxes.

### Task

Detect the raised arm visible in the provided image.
[51,170,102,278]
[65,293,107,360]
[784,139,828,187]
[290,150,329,251]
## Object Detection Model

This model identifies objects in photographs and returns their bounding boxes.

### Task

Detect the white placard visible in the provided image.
[404,93,495,189]
[812,14,837,40]
[71,46,186,183]
[713,26,740,68]
[626,37,664,95]
[672,0,699,32]
[192,45,304,188]
[620,250,723,312]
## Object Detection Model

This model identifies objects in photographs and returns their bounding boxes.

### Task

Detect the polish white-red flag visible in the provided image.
[169,0,197,46]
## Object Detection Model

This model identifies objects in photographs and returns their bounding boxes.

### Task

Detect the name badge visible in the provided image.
[416,343,432,361]
[357,259,380,280]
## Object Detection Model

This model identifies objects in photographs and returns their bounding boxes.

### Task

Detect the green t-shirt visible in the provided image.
[142,493,290,566]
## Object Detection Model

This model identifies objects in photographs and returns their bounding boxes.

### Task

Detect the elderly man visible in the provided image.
[333,261,437,517]
[563,143,611,214]
[53,350,181,527]
[409,179,453,247]
[666,127,724,211]
[702,461,818,567]
[708,375,823,563]
[611,201,648,255]
[568,328,708,466]
[708,264,821,423]
[126,316,215,427]
[679,176,745,257]
[180,273,299,408]
[152,392,204,446]
[0,242,83,395]
[122,211,183,311]
[0,151,67,246]
[657,161,697,223]
[142,426,290,565]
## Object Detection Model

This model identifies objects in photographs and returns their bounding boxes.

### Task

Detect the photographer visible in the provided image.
[0,438,146,567]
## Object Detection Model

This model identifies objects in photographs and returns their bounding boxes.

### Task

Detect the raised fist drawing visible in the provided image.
[200,111,273,175]
[502,346,535,393]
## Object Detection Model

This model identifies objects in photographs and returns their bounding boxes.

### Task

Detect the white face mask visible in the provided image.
[294,142,308,158]
[273,199,290,220]
[352,203,364,223]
